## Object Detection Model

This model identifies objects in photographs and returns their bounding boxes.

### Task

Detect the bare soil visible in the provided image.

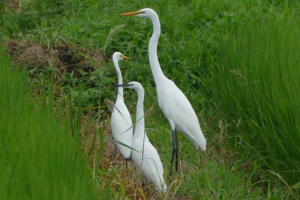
[6,40,107,80]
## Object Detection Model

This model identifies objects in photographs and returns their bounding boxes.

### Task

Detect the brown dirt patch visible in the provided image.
[1,0,20,11]
[6,40,107,81]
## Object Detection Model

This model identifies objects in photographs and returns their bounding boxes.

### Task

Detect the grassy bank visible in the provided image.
[211,17,300,186]
[0,49,98,199]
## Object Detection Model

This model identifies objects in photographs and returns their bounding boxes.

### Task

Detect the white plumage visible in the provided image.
[116,82,167,192]
[121,8,207,171]
[110,52,133,160]
[156,79,206,150]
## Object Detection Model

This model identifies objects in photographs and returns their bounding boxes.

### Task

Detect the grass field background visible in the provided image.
[1,0,299,199]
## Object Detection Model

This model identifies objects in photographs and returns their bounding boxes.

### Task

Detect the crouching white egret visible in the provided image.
[111,52,133,165]
[121,8,206,172]
[116,82,167,192]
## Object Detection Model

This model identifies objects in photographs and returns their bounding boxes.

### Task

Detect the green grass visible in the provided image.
[1,0,300,198]
[211,16,300,187]
[0,49,98,199]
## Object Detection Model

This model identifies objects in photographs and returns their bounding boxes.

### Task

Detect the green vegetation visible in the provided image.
[1,0,300,198]
[212,17,300,185]
[0,50,98,199]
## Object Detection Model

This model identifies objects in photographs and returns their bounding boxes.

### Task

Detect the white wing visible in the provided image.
[132,138,167,192]
[111,99,133,159]
[157,80,206,151]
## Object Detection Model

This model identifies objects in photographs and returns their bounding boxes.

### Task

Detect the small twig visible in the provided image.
[268,170,292,194]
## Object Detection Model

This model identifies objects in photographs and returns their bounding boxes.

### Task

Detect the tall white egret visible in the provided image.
[116,82,167,192]
[111,52,133,165]
[121,8,206,171]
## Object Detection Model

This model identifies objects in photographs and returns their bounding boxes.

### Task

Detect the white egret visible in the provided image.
[116,82,167,192]
[121,8,206,171]
[111,52,133,165]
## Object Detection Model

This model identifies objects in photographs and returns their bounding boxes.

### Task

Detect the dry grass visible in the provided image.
[1,0,21,11]
[6,40,106,80]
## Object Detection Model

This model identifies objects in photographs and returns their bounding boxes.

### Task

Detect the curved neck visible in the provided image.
[148,14,167,85]
[134,90,146,139]
[113,59,123,98]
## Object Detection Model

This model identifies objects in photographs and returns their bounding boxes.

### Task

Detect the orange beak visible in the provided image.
[120,11,142,17]
[121,55,130,60]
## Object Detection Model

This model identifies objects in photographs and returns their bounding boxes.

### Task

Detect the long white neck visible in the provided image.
[113,59,124,99]
[134,89,147,140]
[148,13,167,85]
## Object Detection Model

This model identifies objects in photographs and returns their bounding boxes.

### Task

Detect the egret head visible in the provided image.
[120,8,157,19]
[112,52,130,62]
[115,81,144,93]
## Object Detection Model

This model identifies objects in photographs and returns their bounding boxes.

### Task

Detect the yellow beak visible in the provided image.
[122,55,130,60]
[120,11,141,17]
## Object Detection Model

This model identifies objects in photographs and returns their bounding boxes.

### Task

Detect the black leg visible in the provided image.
[125,158,128,167]
[113,144,117,159]
[174,129,179,171]
[141,174,147,187]
[170,129,179,173]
